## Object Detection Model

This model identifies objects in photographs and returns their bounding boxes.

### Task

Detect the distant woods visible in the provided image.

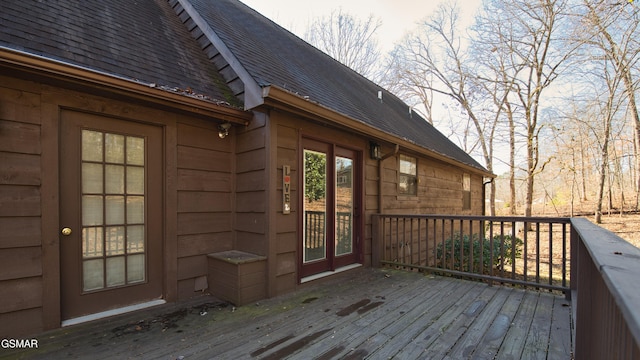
[304,0,640,222]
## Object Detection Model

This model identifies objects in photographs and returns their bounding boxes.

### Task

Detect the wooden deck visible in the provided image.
[2,268,573,360]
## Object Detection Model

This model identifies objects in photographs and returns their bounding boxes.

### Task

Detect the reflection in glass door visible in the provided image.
[301,139,360,278]
[303,149,327,263]
[335,156,353,256]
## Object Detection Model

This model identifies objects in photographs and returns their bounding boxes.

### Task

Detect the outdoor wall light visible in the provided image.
[370,141,381,160]
[218,122,231,138]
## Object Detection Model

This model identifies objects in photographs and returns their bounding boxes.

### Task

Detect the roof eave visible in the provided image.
[0,47,252,125]
[261,85,494,177]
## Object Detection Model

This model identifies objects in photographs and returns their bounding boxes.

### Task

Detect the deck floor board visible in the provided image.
[1,268,572,360]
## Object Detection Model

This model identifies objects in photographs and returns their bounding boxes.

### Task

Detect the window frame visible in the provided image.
[398,154,418,196]
[462,173,471,210]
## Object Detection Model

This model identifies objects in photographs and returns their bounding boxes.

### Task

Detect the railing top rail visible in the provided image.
[373,214,571,223]
[570,217,640,346]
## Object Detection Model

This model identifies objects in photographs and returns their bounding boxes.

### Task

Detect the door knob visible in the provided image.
[61,227,72,236]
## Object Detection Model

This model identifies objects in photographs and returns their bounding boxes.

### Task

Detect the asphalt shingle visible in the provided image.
[0,0,240,107]
[187,0,487,172]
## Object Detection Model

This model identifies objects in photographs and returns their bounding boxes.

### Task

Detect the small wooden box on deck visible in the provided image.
[207,250,267,306]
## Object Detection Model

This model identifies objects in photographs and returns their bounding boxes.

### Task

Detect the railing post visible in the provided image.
[372,214,381,267]
[569,224,578,301]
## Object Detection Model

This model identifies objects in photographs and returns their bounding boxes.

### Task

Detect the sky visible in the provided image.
[238,0,482,52]
[238,0,492,170]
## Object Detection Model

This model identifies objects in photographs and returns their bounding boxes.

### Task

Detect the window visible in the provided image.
[463,173,471,210]
[399,154,417,196]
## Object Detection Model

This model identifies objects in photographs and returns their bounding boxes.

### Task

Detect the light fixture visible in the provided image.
[218,122,231,139]
[370,141,381,160]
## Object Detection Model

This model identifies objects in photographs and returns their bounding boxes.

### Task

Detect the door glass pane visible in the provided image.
[126,196,144,223]
[83,259,104,291]
[106,256,125,287]
[127,225,145,253]
[105,133,125,163]
[127,254,145,283]
[105,196,125,225]
[81,130,146,292]
[82,227,103,258]
[105,226,125,256]
[82,131,103,162]
[336,157,353,256]
[105,165,125,193]
[127,167,144,195]
[82,163,103,193]
[82,195,103,226]
[303,150,327,263]
[126,137,145,165]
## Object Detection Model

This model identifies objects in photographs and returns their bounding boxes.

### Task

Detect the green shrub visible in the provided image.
[435,233,523,274]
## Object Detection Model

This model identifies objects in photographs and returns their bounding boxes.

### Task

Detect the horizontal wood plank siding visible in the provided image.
[176,121,234,300]
[0,277,42,314]
[0,79,43,337]
[234,115,267,255]
[0,152,41,185]
[379,144,484,215]
[0,217,41,249]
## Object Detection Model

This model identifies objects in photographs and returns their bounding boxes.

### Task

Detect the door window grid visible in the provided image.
[81,130,146,292]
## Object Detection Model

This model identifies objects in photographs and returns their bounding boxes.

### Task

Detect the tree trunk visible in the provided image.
[596,119,612,224]
[525,139,535,218]
[509,109,517,215]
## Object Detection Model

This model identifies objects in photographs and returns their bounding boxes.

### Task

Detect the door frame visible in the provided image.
[298,135,363,280]
[39,97,179,330]
[59,109,165,320]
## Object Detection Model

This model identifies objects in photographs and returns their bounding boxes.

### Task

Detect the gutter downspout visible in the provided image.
[378,144,400,215]
[483,178,494,216]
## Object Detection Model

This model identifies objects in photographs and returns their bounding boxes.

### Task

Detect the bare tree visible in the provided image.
[579,0,640,210]
[380,2,502,214]
[470,6,527,215]
[305,9,382,80]
[486,0,575,218]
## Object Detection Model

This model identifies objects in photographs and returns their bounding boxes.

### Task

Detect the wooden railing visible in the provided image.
[304,211,352,249]
[372,214,571,295]
[571,218,640,359]
[371,214,640,358]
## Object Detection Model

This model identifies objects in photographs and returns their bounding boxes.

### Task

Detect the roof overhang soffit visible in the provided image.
[0,47,251,124]
[177,0,263,111]
[262,85,494,178]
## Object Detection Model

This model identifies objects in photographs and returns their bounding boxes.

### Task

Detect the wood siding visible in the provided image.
[176,120,235,300]
[0,72,484,337]
[377,143,484,215]
[270,111,485,296]
[0,72,241,336]
[0,78,44,337]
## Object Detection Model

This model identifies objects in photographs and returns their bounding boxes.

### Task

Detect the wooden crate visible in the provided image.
[207,250,267,306]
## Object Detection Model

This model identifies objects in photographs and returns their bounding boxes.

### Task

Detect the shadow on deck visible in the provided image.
[1,268,572,360]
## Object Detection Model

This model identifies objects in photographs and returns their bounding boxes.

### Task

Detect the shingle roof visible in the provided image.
[0,0,240,107]
[187,0,488,172]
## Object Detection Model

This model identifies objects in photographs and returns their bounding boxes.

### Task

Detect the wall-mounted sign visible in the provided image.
[283,165,291,214]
